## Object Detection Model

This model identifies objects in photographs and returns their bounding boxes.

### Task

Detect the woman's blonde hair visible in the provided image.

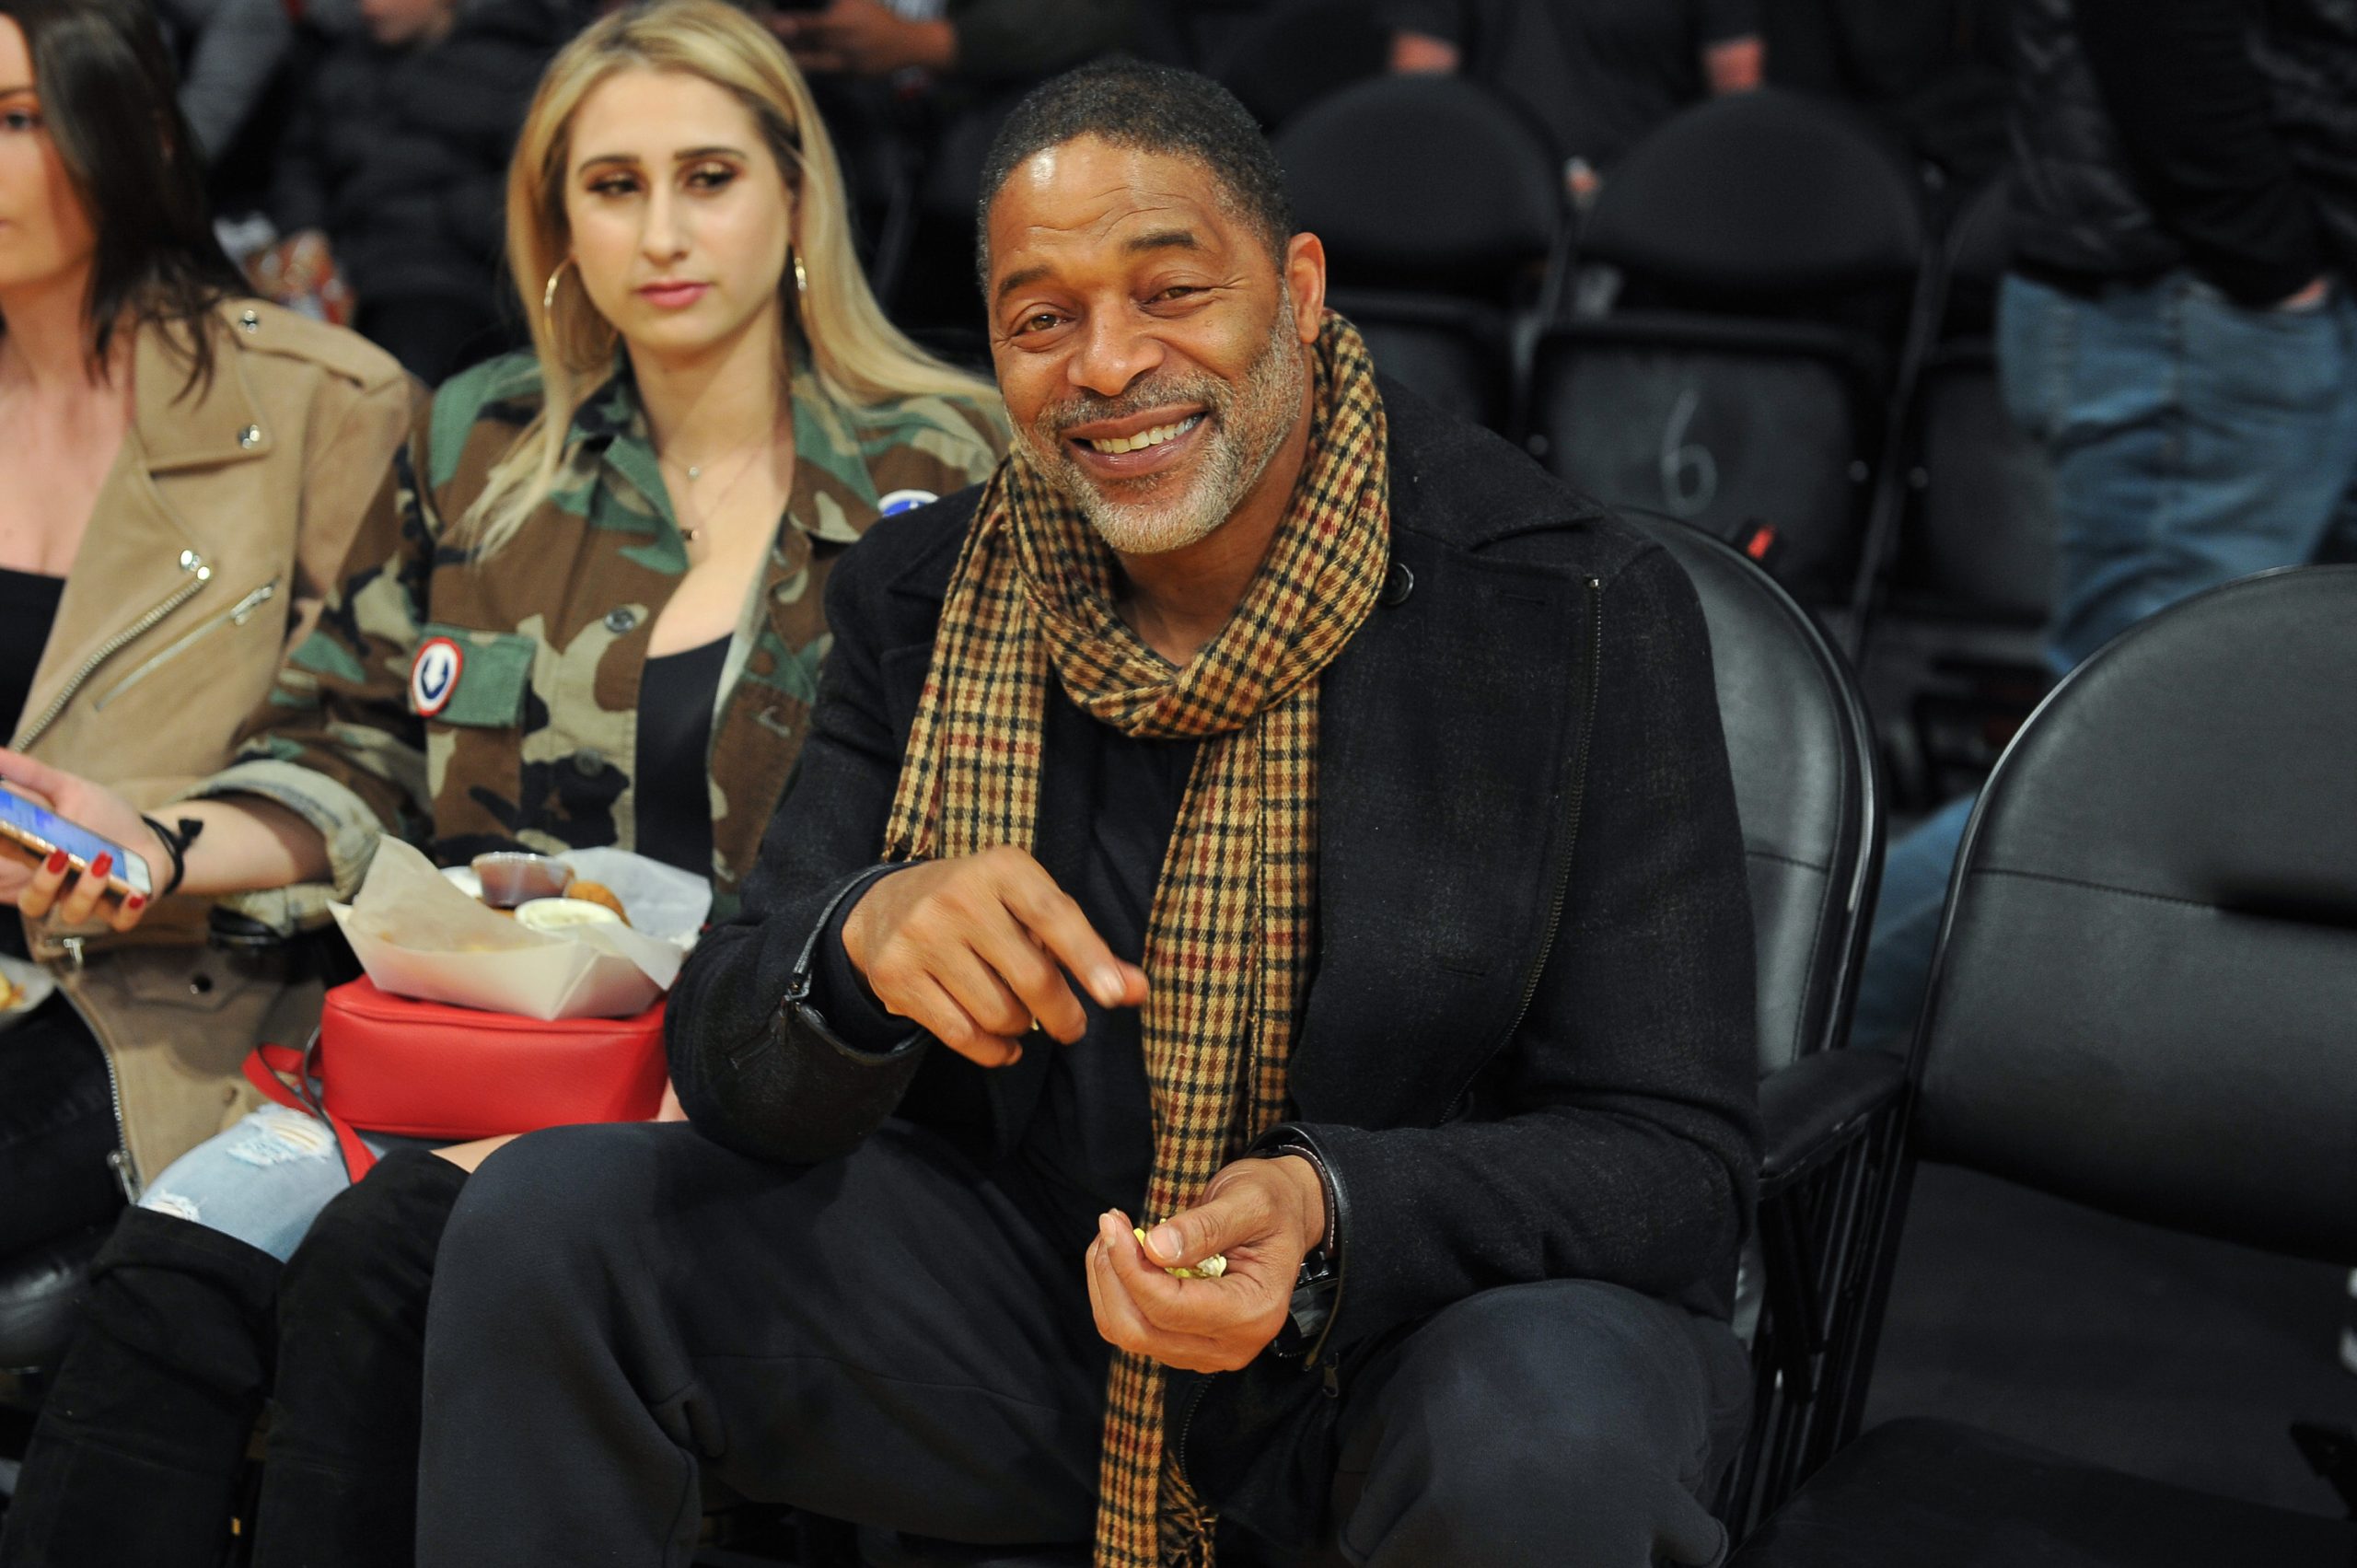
[469,0,996,551]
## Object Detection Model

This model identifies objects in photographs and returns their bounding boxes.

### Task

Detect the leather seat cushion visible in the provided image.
[0,1222,107,1376]
[1730,1417,2357,1568]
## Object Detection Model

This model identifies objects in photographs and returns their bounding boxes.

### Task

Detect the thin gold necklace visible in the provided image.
[662,442,771,545]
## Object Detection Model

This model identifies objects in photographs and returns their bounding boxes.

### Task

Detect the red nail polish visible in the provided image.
[43,849,67,874]
[88,853,111,878]
[126,894,145,911]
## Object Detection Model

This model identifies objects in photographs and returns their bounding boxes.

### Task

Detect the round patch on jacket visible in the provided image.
[877,488,938,517]
[410,637,463,718]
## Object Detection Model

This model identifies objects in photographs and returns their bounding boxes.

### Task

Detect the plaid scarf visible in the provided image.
[881,314,1389,1567]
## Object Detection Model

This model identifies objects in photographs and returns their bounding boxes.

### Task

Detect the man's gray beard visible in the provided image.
[1016,305,1309,556]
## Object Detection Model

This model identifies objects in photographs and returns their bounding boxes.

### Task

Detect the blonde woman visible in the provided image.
[0,5,1006,1563]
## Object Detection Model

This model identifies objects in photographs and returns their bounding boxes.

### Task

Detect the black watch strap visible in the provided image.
[1254,1139,1341,1358]
[1255,1139,1338,1265]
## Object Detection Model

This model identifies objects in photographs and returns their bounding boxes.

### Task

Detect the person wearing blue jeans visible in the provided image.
[1851,272,2357,1049]
[134,1096,445,1260]
[1849,0,2357,1051]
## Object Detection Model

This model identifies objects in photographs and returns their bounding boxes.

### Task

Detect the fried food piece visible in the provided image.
[563,880,629,924]
[0,973,20,1011]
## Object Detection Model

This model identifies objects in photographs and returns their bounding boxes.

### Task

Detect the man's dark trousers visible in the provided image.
[416,1120,1750,1568]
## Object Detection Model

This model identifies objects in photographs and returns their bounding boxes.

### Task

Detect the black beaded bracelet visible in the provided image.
[141,815,205,898]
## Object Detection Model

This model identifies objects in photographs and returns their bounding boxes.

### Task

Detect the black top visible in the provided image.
[0,567,64,747]
[1016,686,1196,1249]
[1376,0,1759,166]
[0,567,65,963]
[815,684,1197,1253]
[2072,0,2324,305]
[633,634,729,881]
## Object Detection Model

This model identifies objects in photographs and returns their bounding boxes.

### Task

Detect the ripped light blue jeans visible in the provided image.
[137,1096,450,1260]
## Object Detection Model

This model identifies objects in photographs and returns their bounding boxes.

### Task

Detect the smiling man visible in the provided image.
[415,61,1760,1568]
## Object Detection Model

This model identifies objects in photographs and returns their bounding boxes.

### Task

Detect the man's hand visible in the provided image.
[770,0,954,77]
[840,845,1147,1067]
[2276,273,2331,311]
[1086,1156,1327,1374]
[1388,29,1459,74]
[248,229,334,305]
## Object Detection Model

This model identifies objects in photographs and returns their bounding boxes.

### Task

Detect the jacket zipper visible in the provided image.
[17,551,213,749]
[41,935,143,1199]
[93,578,278,712]
[19,548,217,1195]
[1439,575,1605,1123]
[82,946,140,1199]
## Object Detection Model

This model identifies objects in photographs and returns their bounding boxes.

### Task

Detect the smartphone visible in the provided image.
[0,784,152,902]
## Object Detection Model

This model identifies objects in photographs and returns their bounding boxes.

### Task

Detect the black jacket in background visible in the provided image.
[2009,0,2357,303]
[945,0,1132,87]
[666,378,1761,1551]
[268,0,574,308]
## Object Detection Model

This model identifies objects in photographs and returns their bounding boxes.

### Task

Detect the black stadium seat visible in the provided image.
[1528,90,1931,615]
[1631,519,1899,1533]
[1277,75,1566,431]
[0,1224,110,1411]
[1896,176,2054,626]
[1632,517,1881,1078]
[1867,174,2060,808]
[1732,565,2357,1567]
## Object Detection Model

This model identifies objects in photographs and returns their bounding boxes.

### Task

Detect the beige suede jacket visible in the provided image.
[13,298,413,1195]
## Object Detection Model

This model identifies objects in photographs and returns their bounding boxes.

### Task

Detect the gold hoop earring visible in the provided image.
[542,259,574,318]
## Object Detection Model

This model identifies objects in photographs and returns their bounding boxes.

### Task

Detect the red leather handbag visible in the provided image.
[242,977,668,1180]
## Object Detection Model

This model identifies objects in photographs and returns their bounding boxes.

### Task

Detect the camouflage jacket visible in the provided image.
[197,352,1004,920]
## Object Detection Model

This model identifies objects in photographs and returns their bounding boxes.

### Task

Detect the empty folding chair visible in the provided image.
[1731,564,2357,1567]
[1527,89,1931,614]
[1276,75,1566,431]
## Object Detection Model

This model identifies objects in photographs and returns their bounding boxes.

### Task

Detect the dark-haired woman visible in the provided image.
[0,0,411,1344]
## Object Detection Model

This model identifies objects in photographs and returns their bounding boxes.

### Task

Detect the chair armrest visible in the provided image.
[1759,1047,1906,1198]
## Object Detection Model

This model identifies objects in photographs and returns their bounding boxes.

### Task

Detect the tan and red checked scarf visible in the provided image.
[879,314,1389,1567]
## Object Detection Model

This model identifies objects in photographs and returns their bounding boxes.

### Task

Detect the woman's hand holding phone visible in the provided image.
[0,749,165,934]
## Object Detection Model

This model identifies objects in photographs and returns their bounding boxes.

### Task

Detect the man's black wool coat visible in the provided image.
[668,377,1762,1551]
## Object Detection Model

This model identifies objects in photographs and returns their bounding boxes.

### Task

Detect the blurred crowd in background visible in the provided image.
[162,0,2011,383]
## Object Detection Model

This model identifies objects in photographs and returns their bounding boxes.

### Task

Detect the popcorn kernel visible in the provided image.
[1137,1226,1226,1279]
